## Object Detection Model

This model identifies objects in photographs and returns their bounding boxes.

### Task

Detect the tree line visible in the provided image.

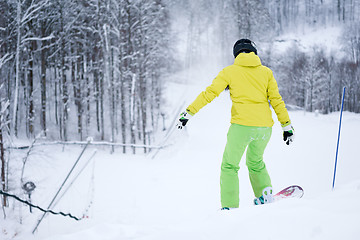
[1,0,360,150]
[0,0,170,153]
[272,43,360,114]
[187,0,360,114]
[264,0,360,113]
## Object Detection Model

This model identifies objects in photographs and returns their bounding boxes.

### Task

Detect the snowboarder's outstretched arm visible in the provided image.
[176,69,229,129]
[188,69,229,115]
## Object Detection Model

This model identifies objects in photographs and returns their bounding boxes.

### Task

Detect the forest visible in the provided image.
[0,0,359,150]
[0,0,171,154]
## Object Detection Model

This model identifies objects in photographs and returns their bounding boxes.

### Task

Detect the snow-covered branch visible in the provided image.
[0,53,13,69]
[21,33,54,44]
[21,0,49,26]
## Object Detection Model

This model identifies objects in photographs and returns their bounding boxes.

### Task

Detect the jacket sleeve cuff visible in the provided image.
[281,121,292,128]
[186,108,195,116]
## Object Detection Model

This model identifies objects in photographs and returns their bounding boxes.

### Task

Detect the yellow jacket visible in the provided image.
[187,52,290,127]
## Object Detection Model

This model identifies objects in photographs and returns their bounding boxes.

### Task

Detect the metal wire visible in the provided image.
[0,190,81,221]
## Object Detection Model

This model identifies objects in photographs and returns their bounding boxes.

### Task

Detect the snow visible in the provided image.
[1,23,360,240]
[2,72,360,239]
[272,26,343,57]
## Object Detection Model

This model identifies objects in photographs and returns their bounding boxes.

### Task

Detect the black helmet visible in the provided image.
[233,39,257,58]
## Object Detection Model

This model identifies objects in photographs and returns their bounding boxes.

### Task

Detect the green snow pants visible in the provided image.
[220,124,272,208]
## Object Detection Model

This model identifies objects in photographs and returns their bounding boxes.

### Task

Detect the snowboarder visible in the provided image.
[176,39,294,209]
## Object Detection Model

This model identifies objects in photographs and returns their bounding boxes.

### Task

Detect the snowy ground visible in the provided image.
[272,26,342,56]
[1,75,360,239]
[1,26,360,238]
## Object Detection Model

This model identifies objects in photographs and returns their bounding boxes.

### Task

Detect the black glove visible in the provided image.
[176,110,193,129]
[282,124,295,145]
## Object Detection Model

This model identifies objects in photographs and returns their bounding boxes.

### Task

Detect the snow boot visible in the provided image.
[221,207,238,210]
[254,187,273,205]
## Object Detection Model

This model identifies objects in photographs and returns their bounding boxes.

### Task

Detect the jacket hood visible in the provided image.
[234,52,262,67]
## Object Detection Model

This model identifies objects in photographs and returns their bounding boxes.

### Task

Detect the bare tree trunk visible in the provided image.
[139,68,147,153]
[93,50,101,133]
[94,0,102,137]
[0,102,6,207]
[0,140,4,207]
[60,4,68,141]
[94,70,100,132]
[54,68,59,126]
[28,37,36,137]
[61,40,68,141]
[120,76,126,153]
[130,74,136,154]
[100,80,104,141]
[141,87,147,154]
[0,129,5,207]
[12,0,21,137]
[103,24,112,146]
[40,23,47,136]
[84,54,91,134]
[72,45,83,141]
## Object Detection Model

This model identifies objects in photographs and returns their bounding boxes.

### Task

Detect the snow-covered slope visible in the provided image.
[272,26,342,55]
[2,70,360,239]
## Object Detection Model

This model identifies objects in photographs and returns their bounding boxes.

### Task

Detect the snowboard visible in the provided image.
[273,185,304,202]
